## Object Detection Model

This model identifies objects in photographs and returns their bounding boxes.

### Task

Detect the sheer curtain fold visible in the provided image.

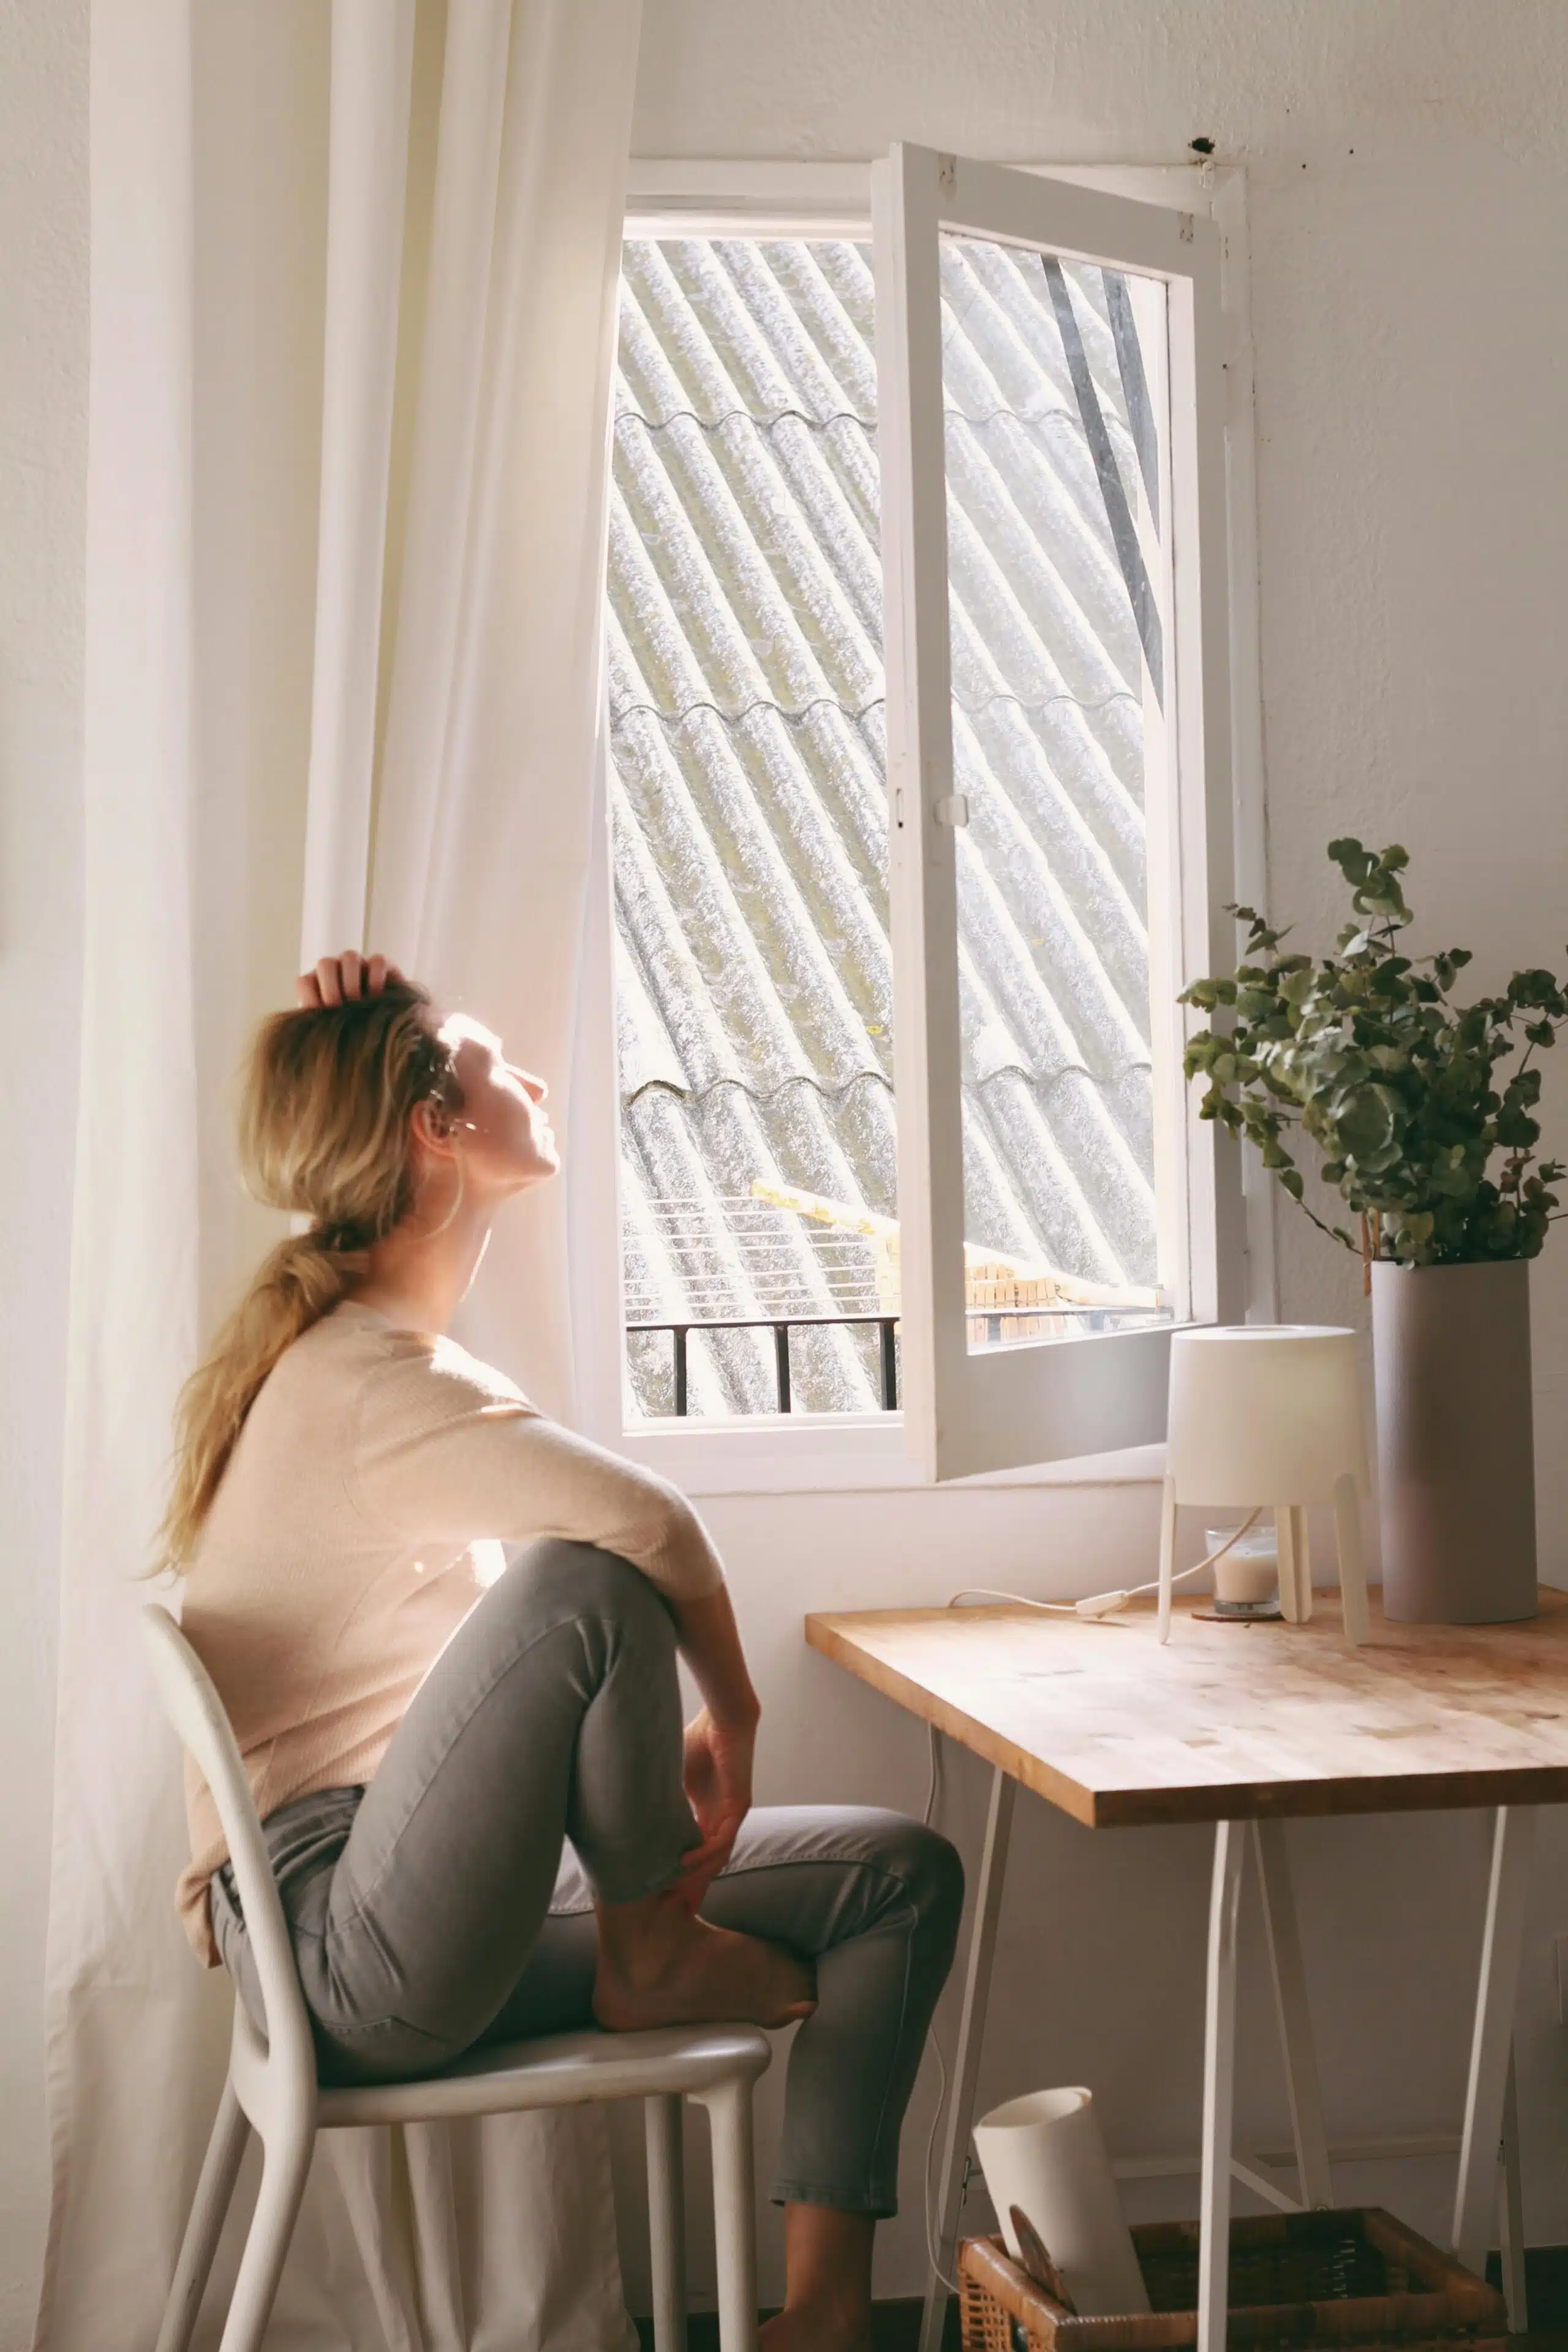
[40,1,643,2344]
[299,0,415,961]
[366,0,636,1409]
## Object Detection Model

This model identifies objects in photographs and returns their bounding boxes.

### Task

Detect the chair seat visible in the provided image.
[233,2014,771,2128]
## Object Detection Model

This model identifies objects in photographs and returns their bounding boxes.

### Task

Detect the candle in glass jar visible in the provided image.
[1205,1523,1280,1608]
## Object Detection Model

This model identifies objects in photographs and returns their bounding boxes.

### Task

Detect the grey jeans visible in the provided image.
[211,1539,963,2215]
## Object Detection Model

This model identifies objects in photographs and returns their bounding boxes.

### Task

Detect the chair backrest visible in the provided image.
[141,1604,318,2098]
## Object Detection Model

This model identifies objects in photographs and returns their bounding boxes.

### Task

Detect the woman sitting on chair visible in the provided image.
[164,951,963,2352]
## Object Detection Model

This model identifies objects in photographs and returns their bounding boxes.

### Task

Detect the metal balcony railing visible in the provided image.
[627,1314,900,1416]
[625,1303,1134,1417]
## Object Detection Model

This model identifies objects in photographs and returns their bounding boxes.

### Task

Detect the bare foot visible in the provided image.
[594,1895,816,2032]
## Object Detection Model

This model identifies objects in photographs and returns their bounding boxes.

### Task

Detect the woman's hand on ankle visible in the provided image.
[676,1707,755,1907]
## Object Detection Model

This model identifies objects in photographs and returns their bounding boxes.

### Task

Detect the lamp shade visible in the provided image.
[1166,1325,1370,1509]
[973,2086,1150,2316]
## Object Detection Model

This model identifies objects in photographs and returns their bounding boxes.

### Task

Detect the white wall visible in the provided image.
[8,0,1568,2335]
[623,0,1568,2313]
[0,0,87,2342]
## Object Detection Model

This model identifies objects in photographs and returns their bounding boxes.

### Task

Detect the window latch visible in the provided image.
[935,794,970,828]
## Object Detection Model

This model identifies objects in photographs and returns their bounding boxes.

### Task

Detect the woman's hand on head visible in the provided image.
[676,1706,756,1910]
[297,951,405,1009]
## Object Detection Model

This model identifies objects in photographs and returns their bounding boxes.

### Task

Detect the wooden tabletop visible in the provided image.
[805,1590,1568,1828]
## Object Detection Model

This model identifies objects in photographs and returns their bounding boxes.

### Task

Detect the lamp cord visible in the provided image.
[941,1507,1264,1624]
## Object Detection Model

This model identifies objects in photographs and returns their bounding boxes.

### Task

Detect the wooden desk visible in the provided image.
[806,1594,1568,2352]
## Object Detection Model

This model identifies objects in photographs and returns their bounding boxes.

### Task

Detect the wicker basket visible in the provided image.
[959,2209,1506,2352]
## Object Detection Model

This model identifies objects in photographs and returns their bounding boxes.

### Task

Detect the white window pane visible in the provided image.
[611,239,897,1419]
[938,235,1178,1356]
[609,231,1189,1419]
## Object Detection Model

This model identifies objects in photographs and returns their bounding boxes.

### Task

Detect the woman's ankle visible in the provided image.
[760,2302,871,2352]
[595,1887,688,1989]
[772,2204,875,2349]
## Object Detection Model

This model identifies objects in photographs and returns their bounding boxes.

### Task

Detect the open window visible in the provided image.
[875,148,1243,1479]
[586,154,1253,1488]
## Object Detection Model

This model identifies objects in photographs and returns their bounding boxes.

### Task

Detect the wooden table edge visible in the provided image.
[804,1610,1568,1829]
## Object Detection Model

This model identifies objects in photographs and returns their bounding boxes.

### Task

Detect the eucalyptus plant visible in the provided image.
[1181,840,1568,1267]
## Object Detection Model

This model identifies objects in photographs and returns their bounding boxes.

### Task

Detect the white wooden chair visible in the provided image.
[142,1604,770,2352]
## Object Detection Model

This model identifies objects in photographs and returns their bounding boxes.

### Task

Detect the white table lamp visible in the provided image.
[1159,1325,1372,1646]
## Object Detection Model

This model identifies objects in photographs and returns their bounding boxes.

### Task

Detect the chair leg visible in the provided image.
[216,2124,314,2352]
[646,2093,688,2352]
[696,2077,758,2352]
[156,2079,251,2352]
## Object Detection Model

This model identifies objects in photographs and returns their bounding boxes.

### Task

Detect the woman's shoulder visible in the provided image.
[318,1304,530,1432]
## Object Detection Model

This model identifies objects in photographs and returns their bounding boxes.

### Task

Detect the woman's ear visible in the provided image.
[410,1098,458,1160]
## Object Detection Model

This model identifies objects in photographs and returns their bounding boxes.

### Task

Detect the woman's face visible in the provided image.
[434,1014,559,1195]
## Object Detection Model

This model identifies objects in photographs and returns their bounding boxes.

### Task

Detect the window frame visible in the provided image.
[878,143,1242,1482]
[571,156,1273,1497]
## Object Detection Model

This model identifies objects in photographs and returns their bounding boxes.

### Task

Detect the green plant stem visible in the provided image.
[1498,1034,1540,1200]
[1297,1197,1359,1255]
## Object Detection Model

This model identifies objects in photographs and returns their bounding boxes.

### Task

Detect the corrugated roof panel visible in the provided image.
[612,695,888,1095]
[609,236,1162,1417]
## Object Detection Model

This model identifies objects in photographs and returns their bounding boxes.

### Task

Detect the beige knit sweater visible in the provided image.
[176,1300,723,1964]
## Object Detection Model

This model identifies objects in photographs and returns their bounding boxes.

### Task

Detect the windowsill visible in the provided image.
[611,1415,1166,1496]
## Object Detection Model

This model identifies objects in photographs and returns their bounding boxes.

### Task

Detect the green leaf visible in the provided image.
[1332,1084,1400,1163]
[1180,976,1238,1011]
[1327,838,1371,884]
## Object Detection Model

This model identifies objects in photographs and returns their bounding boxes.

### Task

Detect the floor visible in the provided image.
[631,2247,1568,2350]
[634,2306,959,2349]
[637,2313,1564,2351]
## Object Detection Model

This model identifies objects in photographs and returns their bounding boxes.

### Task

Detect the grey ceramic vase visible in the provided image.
[1370,1258,1537,1624]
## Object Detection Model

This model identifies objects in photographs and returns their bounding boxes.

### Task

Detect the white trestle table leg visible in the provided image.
[919,1760,1016,2352]
[1498,2050,1528,2332]
[1453,1807,1536,2279]
[1199,1822,1246,2352]
[1252,1822,1333,2209]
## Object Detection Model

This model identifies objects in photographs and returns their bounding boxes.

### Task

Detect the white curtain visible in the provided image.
[37,2,641,2345]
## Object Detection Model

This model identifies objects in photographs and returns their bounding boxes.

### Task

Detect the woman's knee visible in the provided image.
[842,1810,965,1946]
[507,1537,676,1650]
[892,1816,965,1941]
